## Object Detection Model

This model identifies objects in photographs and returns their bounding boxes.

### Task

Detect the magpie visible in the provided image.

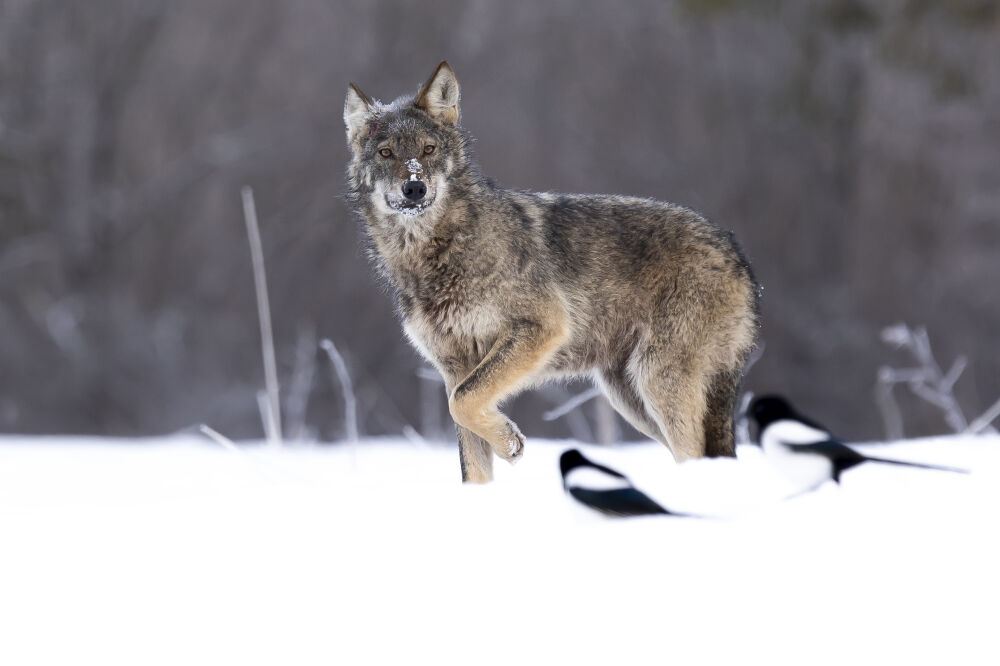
[559,449,676,517]
[748,395,968,490]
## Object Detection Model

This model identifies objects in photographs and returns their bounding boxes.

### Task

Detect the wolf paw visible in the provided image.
[497,422,525,464]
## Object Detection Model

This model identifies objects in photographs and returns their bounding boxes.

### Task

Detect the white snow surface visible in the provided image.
[1,434,998,665]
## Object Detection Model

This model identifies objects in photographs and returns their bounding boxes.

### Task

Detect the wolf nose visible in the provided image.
[401,180,427,202]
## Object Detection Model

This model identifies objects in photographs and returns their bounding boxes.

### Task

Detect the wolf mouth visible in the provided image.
[386,197,434,217]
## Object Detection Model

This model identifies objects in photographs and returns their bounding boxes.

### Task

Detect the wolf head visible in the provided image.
[344,62,469,226]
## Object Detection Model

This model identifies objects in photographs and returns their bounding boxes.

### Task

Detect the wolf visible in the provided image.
[344,62,759,483]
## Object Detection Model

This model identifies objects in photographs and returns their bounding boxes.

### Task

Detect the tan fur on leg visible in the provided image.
[449,314,568,462]
[632,349,709,461]
[457,426,493,483]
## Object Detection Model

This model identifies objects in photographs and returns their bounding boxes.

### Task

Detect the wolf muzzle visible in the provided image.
[401,180,427,202]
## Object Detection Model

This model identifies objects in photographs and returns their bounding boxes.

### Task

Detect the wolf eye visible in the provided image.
[379,148,393,158]
[423,145,435,155]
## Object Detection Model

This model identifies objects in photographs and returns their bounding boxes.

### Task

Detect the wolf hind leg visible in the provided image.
[457,426,494,483]
[595,367,665,445]
[632,348,709,462]
[702,366,741,458]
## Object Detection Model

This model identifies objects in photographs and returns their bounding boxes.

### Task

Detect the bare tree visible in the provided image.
[877,324,999,439]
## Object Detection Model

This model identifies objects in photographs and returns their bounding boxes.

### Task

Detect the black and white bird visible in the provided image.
[748,395,967,491]
[559,449,675,517]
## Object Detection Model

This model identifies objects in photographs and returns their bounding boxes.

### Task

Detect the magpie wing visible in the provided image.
[568,487,671,517]
[786,439,867,479]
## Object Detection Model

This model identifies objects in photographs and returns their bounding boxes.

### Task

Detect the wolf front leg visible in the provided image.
[437,370,494,483]
[448,316,568,467]
[455,426,494,483]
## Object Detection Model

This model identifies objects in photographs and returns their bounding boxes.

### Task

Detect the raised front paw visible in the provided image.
[496,420,525,464]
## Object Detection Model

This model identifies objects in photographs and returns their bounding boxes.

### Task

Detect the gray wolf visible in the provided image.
[344,62,759,483]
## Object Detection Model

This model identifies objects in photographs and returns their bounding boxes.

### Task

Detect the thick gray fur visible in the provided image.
[344,62,759,482]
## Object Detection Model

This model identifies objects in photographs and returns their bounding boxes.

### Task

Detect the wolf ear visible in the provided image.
[414,61,460,125]
[344,82,373,140]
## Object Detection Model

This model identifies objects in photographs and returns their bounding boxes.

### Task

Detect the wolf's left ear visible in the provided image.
[414,61,460,125]
[344,82,373,140]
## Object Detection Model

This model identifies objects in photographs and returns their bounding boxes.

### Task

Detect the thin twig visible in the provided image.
[241,186,282,447]
[734,390,755,446]
[543,384,596,442]
[417,365,445,441]
[967,395,1000,435]
[875,368,905,441]
[198,424,241,454]
[416,366,444,382]
[592,394,619,444]
[320,338,359,444]
[942,357,967,392]
[285,325,318,441]
[542,386,602,421]
[256,390,276,444]
[875,323,973,437]
[402,425,428,447]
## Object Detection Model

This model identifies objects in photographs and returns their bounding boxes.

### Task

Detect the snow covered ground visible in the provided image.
[1,433,998,665]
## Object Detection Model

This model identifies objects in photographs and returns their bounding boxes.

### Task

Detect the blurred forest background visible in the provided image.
[1,0,998,443]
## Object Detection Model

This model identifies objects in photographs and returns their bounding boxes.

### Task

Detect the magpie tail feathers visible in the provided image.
[862,455,969,475]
